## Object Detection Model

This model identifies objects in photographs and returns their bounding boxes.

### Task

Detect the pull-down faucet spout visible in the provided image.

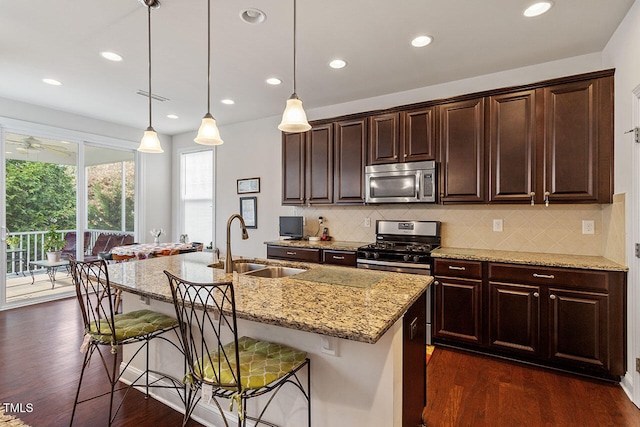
[226,214,249,273]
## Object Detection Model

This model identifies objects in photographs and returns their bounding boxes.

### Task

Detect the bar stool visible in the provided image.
[165,270,311,427]
[69,258,185,426]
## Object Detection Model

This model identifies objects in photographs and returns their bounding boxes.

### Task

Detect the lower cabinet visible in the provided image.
[433,258,626,380]
[267,244,356,267]
[322,249,357,267]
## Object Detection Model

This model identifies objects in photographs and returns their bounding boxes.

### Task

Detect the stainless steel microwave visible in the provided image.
[365,160,437,203]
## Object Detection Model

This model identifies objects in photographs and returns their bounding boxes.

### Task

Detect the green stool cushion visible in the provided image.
[196,336,307,390]
[88,309,178,342]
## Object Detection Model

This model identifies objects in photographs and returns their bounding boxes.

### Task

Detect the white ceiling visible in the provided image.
[0,0,634,136]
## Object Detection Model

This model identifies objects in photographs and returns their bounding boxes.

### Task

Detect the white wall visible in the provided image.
[602,0,640,405]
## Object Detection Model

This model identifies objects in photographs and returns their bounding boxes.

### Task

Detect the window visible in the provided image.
[180,150,213,246]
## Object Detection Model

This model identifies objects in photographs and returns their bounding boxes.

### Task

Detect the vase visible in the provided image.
[154,237,160,245]
[47,251,61,263]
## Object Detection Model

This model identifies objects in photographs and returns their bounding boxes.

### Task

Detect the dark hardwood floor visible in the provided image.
[423,345,640,426]
[2,297,640,427]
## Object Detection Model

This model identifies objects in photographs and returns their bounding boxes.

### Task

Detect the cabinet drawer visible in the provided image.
[267,245,321,263]
[323,250,357,267]
[488,263,609,291]
[434,259,483,279]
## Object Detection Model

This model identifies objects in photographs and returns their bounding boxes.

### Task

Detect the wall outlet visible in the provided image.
[318,216,324,225]
[493,219,503,232]
[582,220,595,235]
[364,217,371,228]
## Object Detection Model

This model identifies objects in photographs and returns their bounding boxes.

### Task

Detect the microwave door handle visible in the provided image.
[415,171,421,200]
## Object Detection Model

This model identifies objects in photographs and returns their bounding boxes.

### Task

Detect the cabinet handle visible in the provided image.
[393,155,398,159]
[549,294,557,300]
[533,273,554,279]
[448,265,466,271]
[533,292,539,298]
[286,251,297,255]
[332,256,345,260]
[403,153,408,158]
[434,281,440,286]
[544,191,550,207]
[530,192,535,206]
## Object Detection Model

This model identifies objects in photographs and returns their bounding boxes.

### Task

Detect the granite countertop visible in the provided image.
[106,252,431,344]
[431,247,628,272]
[264,240,368,251]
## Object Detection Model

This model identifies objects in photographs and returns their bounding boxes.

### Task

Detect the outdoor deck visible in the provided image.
[6,269,74,303]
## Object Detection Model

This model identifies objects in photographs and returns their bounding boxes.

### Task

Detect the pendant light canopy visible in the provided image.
[137,0,163,153]
[195,0,223,145]
[278,0,310,133]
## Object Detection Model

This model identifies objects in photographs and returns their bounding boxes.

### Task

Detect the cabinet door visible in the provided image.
[403,106,436,162]
[282,132,306,205]
[322,250,357,267]
[334,118,367,204]
[439,98,486,203]
[488,90,537,203]
[266,245,322,263]
[548,288,609,370]
[433,277,482,345]
[489,282,540,357]
[543,79,605,203]
[368,112,400,165]
[306,124,333,204]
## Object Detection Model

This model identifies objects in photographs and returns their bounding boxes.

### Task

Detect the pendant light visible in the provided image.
[194,0,223,145]
[278,0,311,133]
[137,0,164,153]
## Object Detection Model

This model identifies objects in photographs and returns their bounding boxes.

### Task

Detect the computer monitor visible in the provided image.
[279,216,304,240]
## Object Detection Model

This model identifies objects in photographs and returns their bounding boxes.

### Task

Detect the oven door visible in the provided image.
[357,258,431,275]
[365,170,421,203]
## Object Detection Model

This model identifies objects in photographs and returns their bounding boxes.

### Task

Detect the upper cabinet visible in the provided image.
[368,108,436,165]
[439,98,486,203]
[335,118,367,204]
[282,132,306,205]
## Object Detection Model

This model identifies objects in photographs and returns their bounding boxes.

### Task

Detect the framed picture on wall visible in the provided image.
[237,177,260,194]
[239,196,257,228]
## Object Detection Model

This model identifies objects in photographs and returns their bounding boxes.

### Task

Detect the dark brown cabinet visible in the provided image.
[542,77,613,204]
[368,107,436,165]
[282,132,306,205]
[322,249,357,267]
[432,259,483,345]
[334,118,367,204]
[488,90,537,203]
[438,98,486,203]
[266,245,322,263]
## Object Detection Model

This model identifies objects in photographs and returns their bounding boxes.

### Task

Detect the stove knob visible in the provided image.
[374,252,380,259]
[403,254,410,262]
[413,255,421,263]
[364,251,371,259]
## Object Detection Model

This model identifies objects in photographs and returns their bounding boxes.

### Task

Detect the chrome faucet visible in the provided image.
[225,214,249,273]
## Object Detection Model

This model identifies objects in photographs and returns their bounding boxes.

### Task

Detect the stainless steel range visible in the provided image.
[357,220,441,344]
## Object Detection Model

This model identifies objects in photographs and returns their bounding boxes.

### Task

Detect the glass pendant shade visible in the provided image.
[138,126,164,153]
[195,113,223,145]
[278,94,311,133]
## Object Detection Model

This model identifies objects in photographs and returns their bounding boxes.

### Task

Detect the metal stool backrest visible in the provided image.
[165,271,242,392]
[70,258,117,338]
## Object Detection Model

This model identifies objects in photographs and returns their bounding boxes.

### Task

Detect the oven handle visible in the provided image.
[357,258,431,270]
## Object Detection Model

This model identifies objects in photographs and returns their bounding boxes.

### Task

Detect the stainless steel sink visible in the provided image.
[243,266,306,278]
[233,262,268,274]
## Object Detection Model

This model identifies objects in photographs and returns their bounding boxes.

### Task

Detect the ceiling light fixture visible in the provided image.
[523,1,553,17]
[167,114,179,119]
[42,78,62,86]
[278,0,310,133]
[329,59,347,69]
[137,0,163,153]
[240,8,266,25]
[195,0,223,146]
[411,35,433,48]
[221,99,235,105]
[101,51,123,61]
[266,77,282,85]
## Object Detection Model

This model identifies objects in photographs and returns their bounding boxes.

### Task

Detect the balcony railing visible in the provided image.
[5,229,133,276]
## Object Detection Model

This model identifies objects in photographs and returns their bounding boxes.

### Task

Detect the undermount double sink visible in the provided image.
[230,262,306,278]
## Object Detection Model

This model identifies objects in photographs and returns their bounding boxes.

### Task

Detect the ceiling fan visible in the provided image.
[6,136,71,156]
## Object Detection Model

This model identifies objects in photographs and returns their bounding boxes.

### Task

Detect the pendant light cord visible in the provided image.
[147,5,153,128]
[293,0,297,96]
[206,0,211,114]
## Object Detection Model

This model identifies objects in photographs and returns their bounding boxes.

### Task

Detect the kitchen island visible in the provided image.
[107,251,431,427]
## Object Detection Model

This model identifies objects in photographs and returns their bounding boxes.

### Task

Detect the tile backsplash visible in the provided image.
[295,194,626,263]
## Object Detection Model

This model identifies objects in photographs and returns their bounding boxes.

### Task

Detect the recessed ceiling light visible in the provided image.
[101,51,123,62]
[221,99,235,105]
[523,1,553,17]
[329,59,347,69]
[42,78,62,86]
[167,114,179,119]
[266,77,282,86]
[411,35,433,48]
[240,8,266,24]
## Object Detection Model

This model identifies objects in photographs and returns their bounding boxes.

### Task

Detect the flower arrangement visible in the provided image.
[150,228,164,244]
[44,226,66,252]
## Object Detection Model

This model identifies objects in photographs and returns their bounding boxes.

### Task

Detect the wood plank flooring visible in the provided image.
[2,297,640,426]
